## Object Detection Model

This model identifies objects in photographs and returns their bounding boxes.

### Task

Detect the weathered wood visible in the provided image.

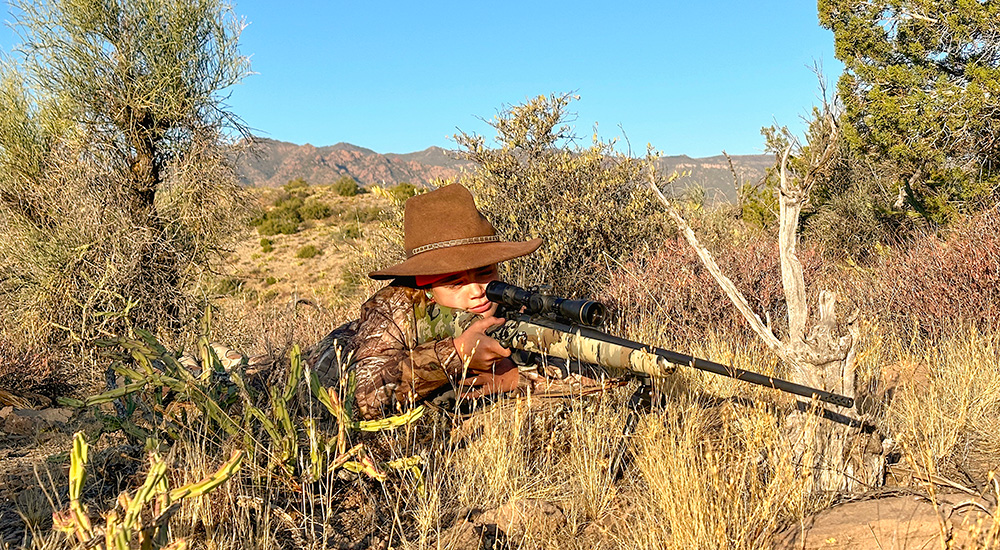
[645,115,884,494]
[772,118,882,493]
[778,145,809,343]
[645,168,794,366]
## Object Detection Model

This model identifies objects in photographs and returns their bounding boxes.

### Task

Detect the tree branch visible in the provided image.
[644,165,798,365]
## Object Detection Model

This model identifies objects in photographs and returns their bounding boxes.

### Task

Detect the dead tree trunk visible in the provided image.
[774,141,883,493]
[644,120,884,494]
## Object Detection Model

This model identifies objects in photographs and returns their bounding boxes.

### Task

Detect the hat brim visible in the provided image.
[368,238,542,280]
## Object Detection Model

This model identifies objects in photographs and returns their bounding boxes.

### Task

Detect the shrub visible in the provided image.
[600,231,822,344]
[256,216,299,236]
[260,238,273,252]
[342,224,361,240]
[264,276,277,286]
[254,204,302,235]
[283,177,309,193]
[456,93,671,295]
[0,0,250,382]
[334,176,359,197]
[273,195,304,211]
[388,182,418,203]
[851,205,1000,339]
[797,138,922,262]
[296,244,320,259]
[259,288,279,302]
[300,199,333,220]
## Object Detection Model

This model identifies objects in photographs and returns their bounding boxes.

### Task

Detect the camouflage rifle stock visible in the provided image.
[485,281,855,409]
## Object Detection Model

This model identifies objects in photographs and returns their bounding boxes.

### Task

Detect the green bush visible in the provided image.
[296,244,320,259]
[0,0,251,374]
[254,203,302,236]
[283,177,309,193]
[334,176,360,197]
[388,182,419,203]
[256,216,299,236]
[455,93,670,295]
[259,288,279,302]
[273,195,304,211]
[260,238,273,252]
[300,199,333,220]
[264,276,277,286]
[255,193,334,235]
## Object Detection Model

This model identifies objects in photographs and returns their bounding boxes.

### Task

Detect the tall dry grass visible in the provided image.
[14,311,1000,550]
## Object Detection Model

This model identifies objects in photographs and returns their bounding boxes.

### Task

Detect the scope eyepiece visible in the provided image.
[485,281,606,327]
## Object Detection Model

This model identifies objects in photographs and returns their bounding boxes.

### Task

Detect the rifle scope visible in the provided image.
[486,281,606,327]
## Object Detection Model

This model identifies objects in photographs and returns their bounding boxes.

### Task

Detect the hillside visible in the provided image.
[234,138,470,188]
[656,153,773,203]
[234,138,772,203]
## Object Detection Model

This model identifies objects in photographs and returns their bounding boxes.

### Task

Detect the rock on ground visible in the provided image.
[439,499,568,549]
[773,493,996,549]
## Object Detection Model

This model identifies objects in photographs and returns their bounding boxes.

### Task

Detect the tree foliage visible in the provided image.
[0,0,251,375]
[455,93,671,295]
[819,0,1000,222]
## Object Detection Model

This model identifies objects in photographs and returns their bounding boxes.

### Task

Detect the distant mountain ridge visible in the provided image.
[234,138,468,189]
[235,138,773,203]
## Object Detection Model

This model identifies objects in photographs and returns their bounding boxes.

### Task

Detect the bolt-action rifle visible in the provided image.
[485,281,854,409]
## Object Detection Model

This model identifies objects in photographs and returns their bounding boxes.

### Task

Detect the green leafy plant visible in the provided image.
[388,182,418,203]
[259,238,273,253]
[456,93,670,294]
[299,199,333,220]
[819,0,1000,223]
[0,0,252,374]
[283,177,309,193]
[52,431,243,550]
[252,207,301,235]
[63,322,424,488]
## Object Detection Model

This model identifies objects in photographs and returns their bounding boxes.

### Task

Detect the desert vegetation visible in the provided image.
[2,1,1000,549]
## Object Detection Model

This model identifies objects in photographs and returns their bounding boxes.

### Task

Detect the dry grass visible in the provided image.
[13,309,1000,550]
[882,327,1000,482]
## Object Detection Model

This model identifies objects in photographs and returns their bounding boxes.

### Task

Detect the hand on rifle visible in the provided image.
[453,317,519,396]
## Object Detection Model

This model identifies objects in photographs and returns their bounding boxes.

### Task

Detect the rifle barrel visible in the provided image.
[524,315,855,409]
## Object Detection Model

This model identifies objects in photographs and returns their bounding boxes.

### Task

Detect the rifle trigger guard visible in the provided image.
[489,319,523,348]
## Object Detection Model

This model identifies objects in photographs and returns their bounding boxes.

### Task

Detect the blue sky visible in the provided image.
[2,1,843,158]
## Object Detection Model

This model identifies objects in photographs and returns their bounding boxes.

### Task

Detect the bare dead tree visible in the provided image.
[644,115,884,494]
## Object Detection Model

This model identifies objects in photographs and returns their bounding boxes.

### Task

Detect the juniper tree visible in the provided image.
[819,0,1000,223]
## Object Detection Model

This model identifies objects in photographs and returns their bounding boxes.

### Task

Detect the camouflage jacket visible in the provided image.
[308,284,477,419]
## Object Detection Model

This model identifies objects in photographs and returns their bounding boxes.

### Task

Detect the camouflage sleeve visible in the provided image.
[351,286,464,419]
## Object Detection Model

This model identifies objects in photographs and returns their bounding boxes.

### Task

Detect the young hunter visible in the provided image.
[307,183,544,419]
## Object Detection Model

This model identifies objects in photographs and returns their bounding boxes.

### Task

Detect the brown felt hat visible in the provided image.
[368,184,541,279]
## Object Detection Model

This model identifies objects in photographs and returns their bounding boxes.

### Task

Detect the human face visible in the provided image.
[428,265,500,316]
